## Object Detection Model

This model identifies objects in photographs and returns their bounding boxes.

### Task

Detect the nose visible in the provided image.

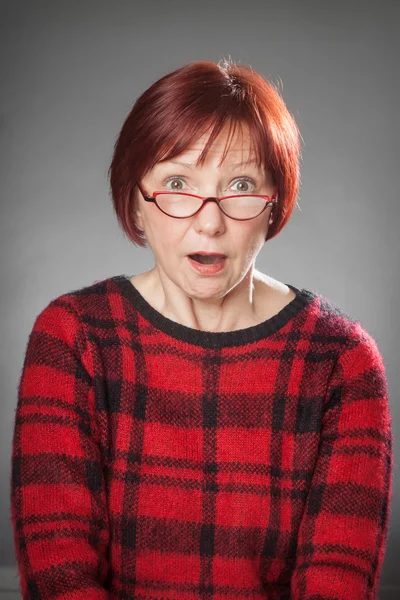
[193,197,226,233]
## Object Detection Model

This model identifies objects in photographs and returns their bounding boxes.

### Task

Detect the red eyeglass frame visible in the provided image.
[135,182,278,221]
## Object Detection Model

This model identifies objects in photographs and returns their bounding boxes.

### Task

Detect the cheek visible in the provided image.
[242,228,267,256]
[238,221,266,244]
[138,209,163,238]
[150,223,184,256]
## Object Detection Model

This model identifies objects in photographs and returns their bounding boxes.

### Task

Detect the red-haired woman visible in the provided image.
[11,58,393,599]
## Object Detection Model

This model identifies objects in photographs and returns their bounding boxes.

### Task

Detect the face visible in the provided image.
[134,123,275,299]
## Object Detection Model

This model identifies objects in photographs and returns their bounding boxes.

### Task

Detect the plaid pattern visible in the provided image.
[11,274,393,599]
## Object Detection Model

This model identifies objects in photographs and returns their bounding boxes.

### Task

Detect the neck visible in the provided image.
[147,263,265,333]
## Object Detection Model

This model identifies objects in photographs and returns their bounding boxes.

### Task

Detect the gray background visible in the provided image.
[1,0,398,596]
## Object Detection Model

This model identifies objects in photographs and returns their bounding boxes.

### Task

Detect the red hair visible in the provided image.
[108,58,302,247]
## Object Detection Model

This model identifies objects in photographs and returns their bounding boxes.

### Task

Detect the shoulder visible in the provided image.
[31,275,123,343]
[254,272,376,362]
[42,275,120,317]
[260,273,357,334]
[27,275,126,370]
[268,274,382,360]
[299,283,385,371]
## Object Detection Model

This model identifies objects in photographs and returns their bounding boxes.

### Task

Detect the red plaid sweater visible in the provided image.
[11,274,393,599]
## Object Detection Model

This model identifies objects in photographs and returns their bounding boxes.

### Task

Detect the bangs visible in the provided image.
[146,98,272,178]
[155,117,267,173]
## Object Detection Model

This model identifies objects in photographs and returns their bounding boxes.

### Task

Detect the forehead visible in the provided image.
[155,123,262,171]
[155,158,261,173]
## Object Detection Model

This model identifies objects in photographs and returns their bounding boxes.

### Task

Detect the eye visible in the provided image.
[230,177,257,193]
[163,176,187,190]
[162,175,258,193]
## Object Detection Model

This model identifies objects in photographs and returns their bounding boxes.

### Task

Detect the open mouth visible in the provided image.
[188,254,226,264]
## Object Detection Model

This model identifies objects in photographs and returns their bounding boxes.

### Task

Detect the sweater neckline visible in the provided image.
[113,274,316,349]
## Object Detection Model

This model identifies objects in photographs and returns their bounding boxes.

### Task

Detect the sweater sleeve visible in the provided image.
[290,327,394,600]
[10,299,110,599]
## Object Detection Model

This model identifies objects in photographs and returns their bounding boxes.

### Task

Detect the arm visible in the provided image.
[11,299,110,599]
[290,327,393,600]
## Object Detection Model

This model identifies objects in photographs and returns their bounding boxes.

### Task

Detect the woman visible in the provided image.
[11,58,393,599]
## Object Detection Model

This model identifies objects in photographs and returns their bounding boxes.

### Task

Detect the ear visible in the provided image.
[132,188,144,229]
[135,208,144,230]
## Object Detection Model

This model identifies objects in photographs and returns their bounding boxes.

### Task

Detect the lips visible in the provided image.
[189,253,226,264]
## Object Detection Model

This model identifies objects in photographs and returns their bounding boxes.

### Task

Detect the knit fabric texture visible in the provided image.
[11,274,393,599]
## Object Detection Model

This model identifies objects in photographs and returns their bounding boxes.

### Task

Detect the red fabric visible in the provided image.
[11,275,393,599]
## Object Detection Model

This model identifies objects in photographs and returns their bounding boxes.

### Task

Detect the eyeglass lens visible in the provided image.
[155,193,268,219]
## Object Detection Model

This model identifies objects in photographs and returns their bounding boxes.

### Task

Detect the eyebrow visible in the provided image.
[159,159,261,171]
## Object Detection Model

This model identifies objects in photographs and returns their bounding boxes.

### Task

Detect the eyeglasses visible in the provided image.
[136,182,278,221]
